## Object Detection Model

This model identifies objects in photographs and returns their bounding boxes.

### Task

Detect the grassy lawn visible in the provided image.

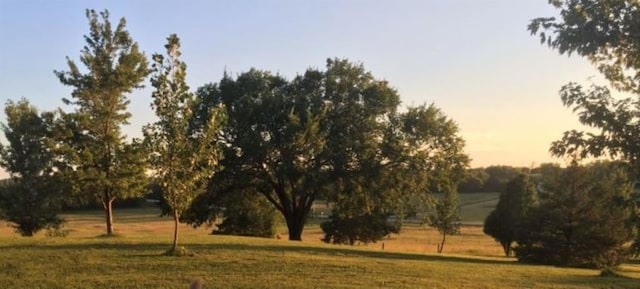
[0,207,638,288]
[457,192,500,224]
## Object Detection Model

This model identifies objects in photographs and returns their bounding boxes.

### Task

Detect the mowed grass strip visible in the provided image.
[0,208,638,288]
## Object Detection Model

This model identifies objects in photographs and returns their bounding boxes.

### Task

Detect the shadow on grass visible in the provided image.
[0,239,514,266]
[199,242,518,266]
[539,273,638,288]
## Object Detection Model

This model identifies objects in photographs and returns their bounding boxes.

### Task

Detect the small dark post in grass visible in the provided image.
[190,278,203,289]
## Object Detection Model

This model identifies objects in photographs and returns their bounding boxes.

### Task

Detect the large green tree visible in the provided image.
[193,67,328,241]
[0,99,62,236]
[483,173,538,256]
[144,34,225,254]
[193,59,468,241]
[54,9,149,236]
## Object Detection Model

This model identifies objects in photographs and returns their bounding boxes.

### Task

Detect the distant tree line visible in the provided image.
[457,165,528,193]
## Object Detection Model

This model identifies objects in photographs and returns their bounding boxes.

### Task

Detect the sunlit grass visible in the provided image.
[0,206,638,288]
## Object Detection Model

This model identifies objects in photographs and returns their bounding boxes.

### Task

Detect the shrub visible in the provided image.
[321,211,400,245]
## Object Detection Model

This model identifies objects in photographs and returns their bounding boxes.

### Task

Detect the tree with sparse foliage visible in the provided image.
[428,182,461,253]
[0,99,62,236]
[483,173,538,256]
[530,0,640,256]
[515,162,635,268]
[54,9,149,236]
[144,34,225,254]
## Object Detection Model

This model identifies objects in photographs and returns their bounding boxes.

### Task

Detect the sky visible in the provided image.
[0,0,610,179]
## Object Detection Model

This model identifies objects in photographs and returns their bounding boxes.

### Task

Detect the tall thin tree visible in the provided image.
[54,9,149,236]
[144,34,225,254]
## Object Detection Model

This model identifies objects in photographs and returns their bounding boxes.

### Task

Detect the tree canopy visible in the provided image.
[530,0,640,178]
[192,59,468,241]
[529,0,640,94]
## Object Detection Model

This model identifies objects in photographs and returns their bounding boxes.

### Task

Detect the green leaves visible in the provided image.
[144,34,224,233]
[515,162,635,268]
[0,99,62,236]
[53,9,150,234]
[530,1,640,93]
[533,1,640,254]
[191,58,468,241]
[549,83,640,177]
[0,99,53,178]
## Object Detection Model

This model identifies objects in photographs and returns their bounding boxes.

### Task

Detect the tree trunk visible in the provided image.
[502,242,512,257]
[437,233,446,253]
[103,198,114,236]
[172,209,180,252]
[285,215,304,241]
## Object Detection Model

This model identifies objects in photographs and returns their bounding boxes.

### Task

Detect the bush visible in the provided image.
[45,221,70,237]
[0,179,63,237]
[212,192,277,238]
[321,212,400,245]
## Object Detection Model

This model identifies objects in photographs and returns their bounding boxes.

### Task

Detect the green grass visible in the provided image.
[0,207,638,288]
[457,192,500,223]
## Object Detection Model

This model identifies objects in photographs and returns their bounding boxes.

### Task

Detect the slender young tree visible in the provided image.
[144,34,225,254]
[428,182,461,253]
[54,9,149,236]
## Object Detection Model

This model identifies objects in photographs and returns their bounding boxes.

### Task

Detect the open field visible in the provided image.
[312,192,501,225]
[1,207,639,288]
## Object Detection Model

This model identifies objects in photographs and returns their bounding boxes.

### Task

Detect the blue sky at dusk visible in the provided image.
[0,0,608,178]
